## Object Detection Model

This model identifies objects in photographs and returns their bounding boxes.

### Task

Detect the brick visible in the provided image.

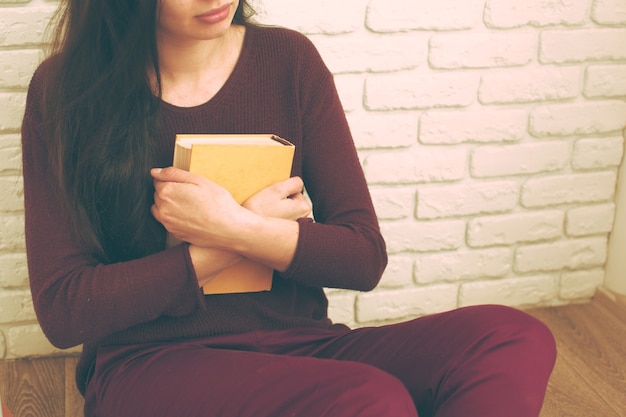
[484,0,588,28]
[0,6,55,47]
[366,0,483,32]
[310,33,425,74]
[414,248,511,284]
[0,92,27,132]
[0,215,25,251]
[364,70,478,110]
[326,291,356,327]
[471,141,570,178]
[0,134,22,173]
[514,237,608,273]
[592,0,626,25]
[379,255,415,288]
[3,0,626,358]
[572,136,624,170]
[584,64,626,98]
[0,290,35,324]
[529,101,626,137]
[0,331,5,359]
[356,284,458,323]
[369,186,416,221]
[429,32,535,69]
[333,74,364,113]
[560,269,605,300]
[362,146,466,184]
[420,109,527,144]
[0,253,28,288]
[566,203,615,237]
[459,275,558,307]
[7,324,80,357]
[0,50,42,89]
[521,171,617,207]
[468,210,564,247]
[347,112,418,149]
[380,220,465,254]
[479,67,581,104]
[0,177,24,212]
[540,29,626,64]
[416,180,519,219]
[253,0,363,35]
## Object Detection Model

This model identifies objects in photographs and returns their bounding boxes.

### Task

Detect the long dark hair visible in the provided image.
[42,0,255,263]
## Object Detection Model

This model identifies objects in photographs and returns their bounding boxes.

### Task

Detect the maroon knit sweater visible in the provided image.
[21,26,387,394]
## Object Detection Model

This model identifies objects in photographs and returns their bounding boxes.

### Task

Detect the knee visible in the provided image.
[473,305,557,368]
[522,310,557,369]
[498,305,555,353]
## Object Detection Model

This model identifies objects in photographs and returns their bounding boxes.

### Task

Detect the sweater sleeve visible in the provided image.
[21,65,205,349]
[281,34,387,291]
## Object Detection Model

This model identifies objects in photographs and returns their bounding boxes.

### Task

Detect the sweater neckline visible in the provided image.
[158,25,256,113]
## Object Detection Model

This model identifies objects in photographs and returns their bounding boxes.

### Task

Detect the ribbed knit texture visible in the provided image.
[21,25,387,394]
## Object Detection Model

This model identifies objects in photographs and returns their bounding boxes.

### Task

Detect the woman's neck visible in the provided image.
[154,25,246,107]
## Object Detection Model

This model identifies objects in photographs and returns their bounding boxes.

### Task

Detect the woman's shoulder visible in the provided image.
[249,24,319,56]
[252,25,309,40]
[23,55,59,121]
[27,54,60,99]
[32,54,59,81]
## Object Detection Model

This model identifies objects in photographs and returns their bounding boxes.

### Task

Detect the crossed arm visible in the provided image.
[150,167,311,287]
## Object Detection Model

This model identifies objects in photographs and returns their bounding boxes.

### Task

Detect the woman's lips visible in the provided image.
[195,4,231,24]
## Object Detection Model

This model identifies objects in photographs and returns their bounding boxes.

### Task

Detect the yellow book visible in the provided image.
[169,134,295,295]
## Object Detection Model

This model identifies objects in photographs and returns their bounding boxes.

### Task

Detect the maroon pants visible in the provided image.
[84,305,556,417]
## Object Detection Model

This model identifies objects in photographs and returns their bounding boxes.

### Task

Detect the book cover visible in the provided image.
[169,134,295,295]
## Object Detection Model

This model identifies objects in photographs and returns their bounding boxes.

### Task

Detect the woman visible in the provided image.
[21,1,556,416]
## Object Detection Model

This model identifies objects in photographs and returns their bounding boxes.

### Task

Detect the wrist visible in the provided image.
[227,213,300,272]
[223,208,264,253]
[188,244,244,287]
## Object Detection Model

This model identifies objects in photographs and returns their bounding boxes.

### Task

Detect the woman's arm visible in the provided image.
[21,92,206,348]
[280,34,388,291]
[151,168,311,276]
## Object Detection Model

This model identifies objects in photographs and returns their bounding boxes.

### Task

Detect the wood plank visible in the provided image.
[529,305,626,416]
[595,288,626,324]
[64,357,83,417]
[0,358,65,417]
[539,353,621,417]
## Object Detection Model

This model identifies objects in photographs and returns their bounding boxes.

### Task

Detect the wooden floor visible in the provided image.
[1,289,625,417]
[0,355,82,417]
[528,289,626,417]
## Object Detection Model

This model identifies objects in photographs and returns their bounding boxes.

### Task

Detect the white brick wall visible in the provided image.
[1,0,625,358]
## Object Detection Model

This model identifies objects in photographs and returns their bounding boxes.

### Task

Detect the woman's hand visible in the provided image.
[243,176,311,220]
[151,167,250,248]
[151,168,308,273]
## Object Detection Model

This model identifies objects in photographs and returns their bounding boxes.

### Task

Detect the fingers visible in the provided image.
[151,166,198,184]
[242,176,311,220]
[274,176,304,198]
[287,192,312,219]
[151,167,204,207]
